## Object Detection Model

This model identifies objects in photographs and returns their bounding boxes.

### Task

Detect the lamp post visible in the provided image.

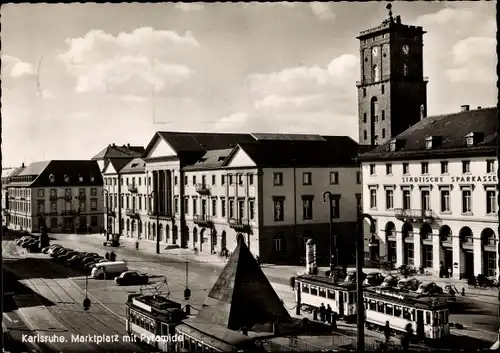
[150,190,160,254]
[356,212,376,352]
[323,191,337,276]
[102,189,109,241]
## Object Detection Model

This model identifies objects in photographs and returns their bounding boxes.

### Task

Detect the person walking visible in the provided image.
[331,311,337,330]
[448,267,452,278]
[319,303,326,322]
[326,304,332,324]
[384,321,391,343]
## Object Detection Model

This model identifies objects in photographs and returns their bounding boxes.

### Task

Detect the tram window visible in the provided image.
[349,292,356,304]
[327,290,335,300]
[385,304,393,316]
[319,288,327,298]
[190,339,197,351]
[311,286,318,296]
[377,301,385,313]
[426,312,431,325]
[443,310,449,324]
[198,342,203,352]
[411,309,416,321]
[302,283,309,293]
[437,311,445,325]
[394,305,402,318]
[403,308,411,320]
[184,337,190,349]
[369,300,376,311]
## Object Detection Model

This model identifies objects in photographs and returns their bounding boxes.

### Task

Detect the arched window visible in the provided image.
[481,228,496,246]
[372,64,380,81]
[371,97,379,120]
[382,129,386,139]
[420,223,432,240]
[193,227,198,243]
[459,226,473,244]
[126,219,130,232]
[274,233,285,252]
[363,130,368,140]
[402,223,413,239]
[439,225,452,242]
[385,222,395,238]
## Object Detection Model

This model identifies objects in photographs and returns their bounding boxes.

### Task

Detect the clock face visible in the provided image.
[402,44,410,55]
[372,47,379,56]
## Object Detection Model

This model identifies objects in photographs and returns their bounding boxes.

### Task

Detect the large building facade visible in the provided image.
[359,106,498,279]
[100,132,364,264]
[4,160,104,233]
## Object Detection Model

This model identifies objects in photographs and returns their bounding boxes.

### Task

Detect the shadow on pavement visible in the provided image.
[3,269,56,310]
[450,299,498,316]
[426,334,492,350]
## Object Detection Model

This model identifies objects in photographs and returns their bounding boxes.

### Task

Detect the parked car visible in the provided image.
[50,247,70,257]
[43,244,62,254]
[398,277,422,291]
[381,275,400,288]
[16,236,33,245]
[27,240,42,253]
[114,271,149,286]
[21,238,38,248]
[344,271,357,283]
[47,245,64,255]
[56,251,79,263]
[52,248,73,259]
[91,261,128,279]
[82,257,105,269]
[417,282,443,295]
[364,272,385,286]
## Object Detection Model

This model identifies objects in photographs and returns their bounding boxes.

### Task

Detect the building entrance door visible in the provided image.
[444,250,453,275]
[464,251,474,279]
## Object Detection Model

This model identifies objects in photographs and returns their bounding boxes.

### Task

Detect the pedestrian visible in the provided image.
[448,267,452,278]
[384,321,391,343]
[326,304,332,324]
[313,307,318,321]
[319,303,326,322]
[110,251,116,261]
[331,312,337,330]
[439,262,444,278]
[135,240,139,250]
[105,252,110,260]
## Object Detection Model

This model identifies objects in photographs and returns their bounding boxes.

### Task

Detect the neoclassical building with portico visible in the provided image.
[359,106,498,279]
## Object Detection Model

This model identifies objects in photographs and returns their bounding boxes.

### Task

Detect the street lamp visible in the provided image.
[150,190,160,254]
[323,191,337,276]
[102,189,110,241]
[356,212,376,352]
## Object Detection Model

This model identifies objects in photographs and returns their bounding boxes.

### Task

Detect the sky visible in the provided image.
[1,2,496,167]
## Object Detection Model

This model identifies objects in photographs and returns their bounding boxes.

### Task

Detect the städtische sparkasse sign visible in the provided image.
[401,174,497,184]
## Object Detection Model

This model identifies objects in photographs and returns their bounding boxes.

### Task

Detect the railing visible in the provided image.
[76,195,86,200]
[105,207,116,217]
[357,75,429,86]
[128,184,138,193]
[64,195,73,200]
[228,218,250,230]
[49,195,58,201]
[394,208,434,221]
[61,210,78,216]
[195,183,210,195]
[193,214,213,225]
[126,208,139,217]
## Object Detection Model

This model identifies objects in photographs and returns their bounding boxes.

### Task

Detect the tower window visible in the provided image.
[381,85,385,94]
[363,113,367,123]
[373,65,380,81]
[403,63,409,77]
[382,129,386,138]
[364,130,367,141]
[382,110,385,120]
[363,88,367,97]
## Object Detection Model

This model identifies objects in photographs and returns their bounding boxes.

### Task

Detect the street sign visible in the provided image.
[83,298,91,311]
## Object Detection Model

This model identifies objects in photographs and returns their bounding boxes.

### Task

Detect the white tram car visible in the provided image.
[364,287,450,340]
[295,274,360,320]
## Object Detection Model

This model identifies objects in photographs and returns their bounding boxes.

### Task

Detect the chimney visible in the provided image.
[127,143,130,148]
[420,104,426,120]
[240,327,248,336]
[112,143,116,147]
[477,106,482,110]
[461,105,470,112]
[21,162,25,168]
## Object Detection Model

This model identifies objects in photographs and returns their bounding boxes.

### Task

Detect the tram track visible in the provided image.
[3,240,145,352]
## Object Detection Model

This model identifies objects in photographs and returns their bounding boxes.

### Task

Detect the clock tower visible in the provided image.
[357,5,428,146]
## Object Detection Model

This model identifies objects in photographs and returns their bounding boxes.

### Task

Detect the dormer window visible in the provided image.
[49,174,55,183]
[389,138,405,152]
[90,174,95,182]
[389,140,396,152]
[64,174,70,183]
[465,132,484,147]
[78,175,83,182]
[425,136,442,150]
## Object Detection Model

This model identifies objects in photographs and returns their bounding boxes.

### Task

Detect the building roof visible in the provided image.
[120,158,146,174]
[103,158,135,174]
[358,107,498,162]
[2,168,17,179]
[194,234,291,332]
[235,136,361,167]
[250,133,326,142]
[182,149,233,171]
[92,144,145,160]
[18,161,51,176]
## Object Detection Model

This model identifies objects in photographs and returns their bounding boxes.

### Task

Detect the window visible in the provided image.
[184,198,189,214]
[440,189,450,212]
[248,200,255,219]
[363,113,367,123]
[370,189,377,209]
[381,110,385,120]
[462,160,470,174]
[487,190,497,214]
[249,174,254,185]
[79,199,86,212]
[274,234,284,252]
[271,172,282,186]
[212,198,217,217]
[50,189,57,197]
[356,194,362,216]
[329,172,339,185]
[462,189,472,213]
[296,172,309,186]
[38,189,44,197]
[51,202,57,212]
[356,171,362,184]
[174,198,179,214]
[65,188,72,196]
[421,190,431,211]
[487,160,495,173]
[421,162,429,175]
[192,198,198,215]
[382,129,386,138]
[440,161,448,174]
[402,163,409,175]
[274,198,284,221]
[381,85,385,95]
[302,197,313,220]
[184,176,188,185]
[201,175,206,185]
[228,175,233,185]
[221,199,226,217]
[364,130,367,140]
[221,175,226,185]
[385,189,394,210]
[238,199,245,219]
[424,246,433,268]
[385,164,392,175]
[192,176,197,185]
[91,199,97,211]
[399,188,412,211]
[229,199,234,218]
[363,88,367,97]
[37,201,44,214]
[369,164,376,175]
[211,175,216,185]
[403,63,408,76]
[373,64,380,81]
[331,197,340,219]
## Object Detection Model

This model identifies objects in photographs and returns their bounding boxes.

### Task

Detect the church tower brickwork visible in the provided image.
[357,7,428,146]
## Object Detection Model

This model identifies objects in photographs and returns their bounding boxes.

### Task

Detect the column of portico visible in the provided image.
[153,171,158,214]
[473,237,483,277]
[452,233,461,280]
[432,232,441,276]
[396,231,404,268]
[413,229,422,268]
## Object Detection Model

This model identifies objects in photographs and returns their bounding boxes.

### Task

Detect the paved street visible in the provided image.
[3,232,498,351]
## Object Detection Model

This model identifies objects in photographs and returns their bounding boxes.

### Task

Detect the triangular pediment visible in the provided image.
[146,136,178,158]
[224,147,256,167]
[102,162,117,175]
[194,235,291,331]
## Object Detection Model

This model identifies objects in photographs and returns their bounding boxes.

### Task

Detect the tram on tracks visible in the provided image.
[125,293,188,352]
[294,275,450,341]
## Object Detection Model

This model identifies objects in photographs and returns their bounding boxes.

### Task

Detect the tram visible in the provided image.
[364,287,450,340]
[295,274,360,320]
[125,294,188,352]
